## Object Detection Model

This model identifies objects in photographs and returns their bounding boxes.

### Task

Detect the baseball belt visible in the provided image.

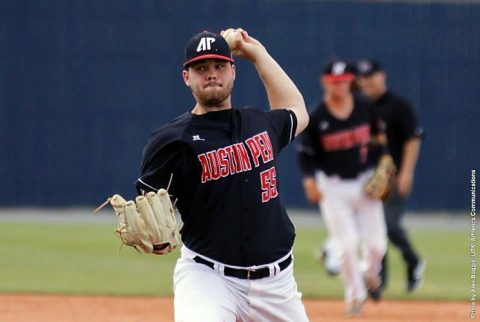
[193,255,292,280]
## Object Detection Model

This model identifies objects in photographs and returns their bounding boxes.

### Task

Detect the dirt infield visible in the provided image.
[0,294,469,321]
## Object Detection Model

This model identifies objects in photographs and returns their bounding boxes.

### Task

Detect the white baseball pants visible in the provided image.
[316,171,387,304]
[173,246,309,322]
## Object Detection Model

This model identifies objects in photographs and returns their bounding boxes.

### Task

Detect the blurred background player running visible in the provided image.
[355,59,426,294]
[297,60,388,317]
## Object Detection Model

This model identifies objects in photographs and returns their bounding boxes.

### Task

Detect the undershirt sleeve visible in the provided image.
[397,100,424,140]
[264,109,298,151]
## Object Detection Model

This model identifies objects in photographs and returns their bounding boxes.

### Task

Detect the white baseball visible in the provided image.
[221,28,238,50]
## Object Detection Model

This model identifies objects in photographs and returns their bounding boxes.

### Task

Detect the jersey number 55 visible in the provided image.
[260,166,279,203]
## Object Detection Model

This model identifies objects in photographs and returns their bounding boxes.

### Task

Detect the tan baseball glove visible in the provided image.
[96,189,179,255]
[364,154,397,201]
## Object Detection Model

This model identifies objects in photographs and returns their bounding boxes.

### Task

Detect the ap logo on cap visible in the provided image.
[197,37,216,52]
[332,62,347,75]
[358,61,372,74]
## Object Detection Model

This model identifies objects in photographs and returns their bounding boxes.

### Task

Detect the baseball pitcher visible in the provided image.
[103,29,310,322]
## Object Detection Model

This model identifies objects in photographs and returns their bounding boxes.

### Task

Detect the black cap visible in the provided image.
[183,31,234,68]
[356,59,383,77]
[322,60,356,82]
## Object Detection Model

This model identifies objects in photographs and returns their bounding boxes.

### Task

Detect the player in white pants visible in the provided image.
[316,171,386,306]
[297,60,388,317]
[174,246,308,322]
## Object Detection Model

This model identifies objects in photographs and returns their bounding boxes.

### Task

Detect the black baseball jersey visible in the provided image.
[136,107,297,267]
[371,91,423,168]
[297,98,380,178]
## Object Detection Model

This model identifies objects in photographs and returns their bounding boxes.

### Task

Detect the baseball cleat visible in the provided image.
[365,275,382,302]
[346,299,364,317]
[407,260,426,293]
[316,246,340,277]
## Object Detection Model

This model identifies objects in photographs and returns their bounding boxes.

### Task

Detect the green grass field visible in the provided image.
[0,219,469,301]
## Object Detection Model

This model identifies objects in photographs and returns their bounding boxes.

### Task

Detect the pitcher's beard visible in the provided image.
[192,81,234,107]
[202,92,229,106]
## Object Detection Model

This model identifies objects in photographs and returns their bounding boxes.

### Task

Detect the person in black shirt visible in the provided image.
[297,60,388,317]
[137,29,310,322]
[356,59,426,293]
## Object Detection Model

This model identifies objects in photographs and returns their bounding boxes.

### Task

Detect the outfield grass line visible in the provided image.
[0,208,466,231]
[0,213,469,301]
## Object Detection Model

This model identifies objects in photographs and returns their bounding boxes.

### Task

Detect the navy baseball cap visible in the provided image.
[183,31,234,68]
[356,59,383,77]
[322,60,356,82]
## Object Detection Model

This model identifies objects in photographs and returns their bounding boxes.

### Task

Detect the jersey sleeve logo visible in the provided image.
[192,135,205,141]
[319,121,330,131]
[414,127,424,137]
